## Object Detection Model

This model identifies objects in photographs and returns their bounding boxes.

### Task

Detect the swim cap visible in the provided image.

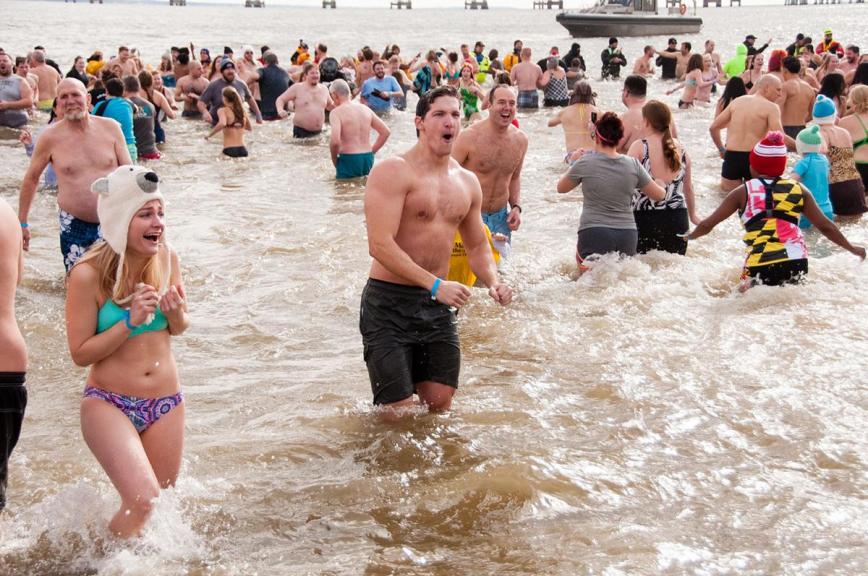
[749,132,788,177]
[92,166,166,295]
[796,125,823,154]
[812,94,837,125]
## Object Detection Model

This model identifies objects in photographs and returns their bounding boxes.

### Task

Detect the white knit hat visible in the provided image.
[92,165,167,298]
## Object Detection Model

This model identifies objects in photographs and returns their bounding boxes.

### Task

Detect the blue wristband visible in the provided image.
[20,222,28,229]
[123,310,138,331]
[430,278,442,300]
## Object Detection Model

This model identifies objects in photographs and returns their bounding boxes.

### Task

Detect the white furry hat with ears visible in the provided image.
[92,165,166,297]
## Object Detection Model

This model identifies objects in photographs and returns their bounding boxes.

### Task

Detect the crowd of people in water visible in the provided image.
[1,26,868,539]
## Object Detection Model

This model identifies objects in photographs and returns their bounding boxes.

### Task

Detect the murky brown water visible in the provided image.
[1,2,867,574]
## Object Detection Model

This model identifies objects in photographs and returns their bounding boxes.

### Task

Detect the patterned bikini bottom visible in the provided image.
[83,386,183,433]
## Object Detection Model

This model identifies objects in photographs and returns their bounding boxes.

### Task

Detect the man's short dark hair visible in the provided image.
[668,37,677,45]
[260,45,270,55]
[177,52,190,65]
[847,45,860,54]
[623,75,647,97]
[608,37,618,45]
[682,42,692,51]
[796,33,805,41]
[122,74,140,93]
[264,51,278,65]
[362,46,374,61]
[317,43,327,53]
[782,56,801,74]
[415,85,459,119]
[105,77,125,97]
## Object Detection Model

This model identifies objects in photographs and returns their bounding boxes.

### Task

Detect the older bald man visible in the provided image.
[18,78,131,271]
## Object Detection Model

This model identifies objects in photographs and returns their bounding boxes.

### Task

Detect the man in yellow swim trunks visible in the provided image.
[28,50,60,111]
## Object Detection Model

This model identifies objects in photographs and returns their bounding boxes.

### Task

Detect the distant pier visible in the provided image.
[390,0,412,8]
[533,0,563,8]
[784,0,864,4]
[466,0,489,8]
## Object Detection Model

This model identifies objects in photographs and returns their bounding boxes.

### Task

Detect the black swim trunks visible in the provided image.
[222,146,249,158]
[359,279,460,405]
[293,125,322,139]
[783,125,805,140]
[721,150,752,182]
[744,259,808,287]
[634,208,689,255]
[0,372,27,511]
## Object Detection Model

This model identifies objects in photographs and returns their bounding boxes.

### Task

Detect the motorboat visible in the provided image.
[556,0,702,38]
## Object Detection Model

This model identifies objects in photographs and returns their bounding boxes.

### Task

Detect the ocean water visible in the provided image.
[1,2,867,574]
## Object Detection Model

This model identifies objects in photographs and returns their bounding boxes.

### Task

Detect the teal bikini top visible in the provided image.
[97,299,168,337]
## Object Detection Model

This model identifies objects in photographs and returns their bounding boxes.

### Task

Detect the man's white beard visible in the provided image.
[66,110,86,121]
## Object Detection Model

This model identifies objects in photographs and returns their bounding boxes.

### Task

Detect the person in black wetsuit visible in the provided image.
[657,38,678,80]
[601,37,627,80]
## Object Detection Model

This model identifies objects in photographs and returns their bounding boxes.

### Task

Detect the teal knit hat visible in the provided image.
[796,125,823,154]
[812,95,837,125]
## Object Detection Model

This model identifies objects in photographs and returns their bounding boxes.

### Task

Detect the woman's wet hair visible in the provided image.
[686,53,703,73]
[138,70,153,91]
[569,81,595,105]
[448,52,458,64]
[853,62,868,87]
[642,100,681,172]
[593,112,623,148]
[848,84,868,113]
[819,72,846,101]
[719,76,747,112]
[222,86,246,125]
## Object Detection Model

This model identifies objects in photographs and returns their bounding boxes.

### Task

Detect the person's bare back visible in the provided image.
[510,61,542,92]
[619,104,645,153]
[329,101,375,154]
[780,77,815,127]
[724,96,781,151]
[30,61,60,103]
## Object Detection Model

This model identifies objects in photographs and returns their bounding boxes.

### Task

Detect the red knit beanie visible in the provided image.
[749,131,788,177]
